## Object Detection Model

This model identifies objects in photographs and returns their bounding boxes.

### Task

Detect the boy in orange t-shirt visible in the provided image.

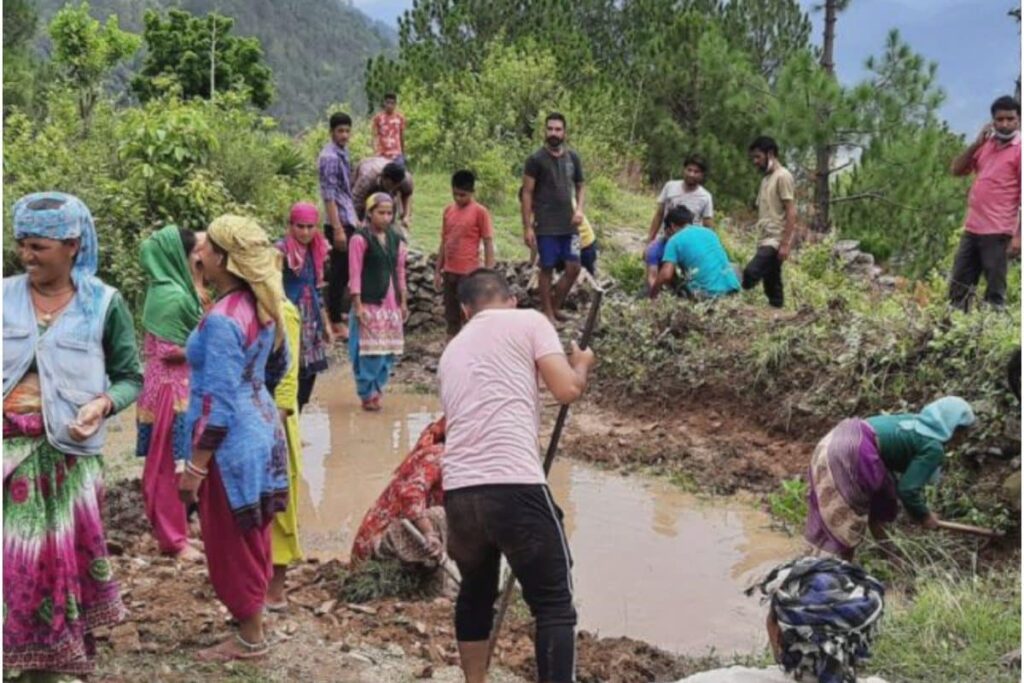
[434,170,495,338]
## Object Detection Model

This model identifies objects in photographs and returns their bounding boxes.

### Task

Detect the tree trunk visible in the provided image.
[813,0,839,233]
[209,21,217,99]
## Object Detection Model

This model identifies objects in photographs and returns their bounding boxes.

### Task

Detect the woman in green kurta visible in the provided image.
[805,396,976,559]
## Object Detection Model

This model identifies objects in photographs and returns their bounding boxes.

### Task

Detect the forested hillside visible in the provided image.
[31,0,395,128]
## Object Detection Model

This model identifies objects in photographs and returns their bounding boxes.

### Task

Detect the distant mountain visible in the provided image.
[33,0,396,130]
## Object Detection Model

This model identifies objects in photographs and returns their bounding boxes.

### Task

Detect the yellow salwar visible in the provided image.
[271,300,303,566]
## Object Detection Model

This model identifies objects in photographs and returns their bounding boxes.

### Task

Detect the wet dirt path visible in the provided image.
[298,366,798,656]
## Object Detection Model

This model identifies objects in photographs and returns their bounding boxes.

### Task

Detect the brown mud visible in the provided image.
[396,331,815,496]
[89,338,805,682]
[291,369,798,654]
[97,477,725,682]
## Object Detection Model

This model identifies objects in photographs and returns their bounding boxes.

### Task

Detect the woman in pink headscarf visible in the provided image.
[276,202,333,410]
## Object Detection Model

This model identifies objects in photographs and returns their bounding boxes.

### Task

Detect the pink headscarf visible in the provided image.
[282,202,328,286]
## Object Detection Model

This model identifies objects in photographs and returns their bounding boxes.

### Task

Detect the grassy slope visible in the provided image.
[869,568,1020,682]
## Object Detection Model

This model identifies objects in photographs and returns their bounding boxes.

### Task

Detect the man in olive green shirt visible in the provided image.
[742,136,797,308]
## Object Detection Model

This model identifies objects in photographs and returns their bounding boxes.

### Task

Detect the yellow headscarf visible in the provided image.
[207,215,286,348]
[365,191,394,216]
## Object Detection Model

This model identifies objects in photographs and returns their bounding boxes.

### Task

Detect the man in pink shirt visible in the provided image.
[438,269,595,683]
[949,95,1021,311]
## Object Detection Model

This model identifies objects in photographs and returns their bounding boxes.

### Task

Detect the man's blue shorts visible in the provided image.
[537,234,581,270]
[645,238,666,267]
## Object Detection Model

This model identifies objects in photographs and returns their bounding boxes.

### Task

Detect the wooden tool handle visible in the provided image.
[935,519,1003,538]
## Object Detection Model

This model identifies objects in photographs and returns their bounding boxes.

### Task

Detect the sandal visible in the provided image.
[195,633,269,662]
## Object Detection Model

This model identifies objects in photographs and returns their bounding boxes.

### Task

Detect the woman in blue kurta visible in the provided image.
[178,215,290,662]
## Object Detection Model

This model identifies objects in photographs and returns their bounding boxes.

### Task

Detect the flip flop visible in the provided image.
[264,600,288,613]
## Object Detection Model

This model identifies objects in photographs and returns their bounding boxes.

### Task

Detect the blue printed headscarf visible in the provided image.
[749,556,885,683]
[899,396,976,442]
[13,192,102,318]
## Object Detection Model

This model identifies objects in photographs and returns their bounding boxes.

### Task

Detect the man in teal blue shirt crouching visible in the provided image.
[649,206,740,300]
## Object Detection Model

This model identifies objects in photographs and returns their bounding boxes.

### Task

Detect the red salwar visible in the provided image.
[199,463,272,621]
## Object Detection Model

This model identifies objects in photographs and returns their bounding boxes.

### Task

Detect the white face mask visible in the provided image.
[993,129,1017,142]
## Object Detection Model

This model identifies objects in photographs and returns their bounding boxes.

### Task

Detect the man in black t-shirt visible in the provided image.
[521,112,586,323]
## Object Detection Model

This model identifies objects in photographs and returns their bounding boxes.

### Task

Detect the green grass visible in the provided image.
[405,170,654,262]
[333,559,434,603]
[766,477,808,532]
[868,568,1021,683]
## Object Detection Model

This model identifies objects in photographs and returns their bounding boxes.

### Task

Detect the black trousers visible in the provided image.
[298,373,317,412]
[323,223,355,324]
[445,484,576,683]
[948,232,1010,311]
[742,245,784,308]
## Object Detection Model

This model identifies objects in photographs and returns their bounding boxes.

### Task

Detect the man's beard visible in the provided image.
[546,136,563,148]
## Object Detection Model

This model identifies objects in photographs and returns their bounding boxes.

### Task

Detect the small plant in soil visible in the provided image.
[334,559,437,604]
[767,477,808,533]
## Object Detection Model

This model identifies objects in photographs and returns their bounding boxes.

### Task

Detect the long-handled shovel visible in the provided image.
[486,288,604,668]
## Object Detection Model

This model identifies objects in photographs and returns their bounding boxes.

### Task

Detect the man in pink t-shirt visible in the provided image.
[437,269,595,683]
[949,95,1021,311]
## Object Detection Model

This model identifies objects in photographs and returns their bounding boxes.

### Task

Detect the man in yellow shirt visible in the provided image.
[742,136,797,308]
[576,209,598,276]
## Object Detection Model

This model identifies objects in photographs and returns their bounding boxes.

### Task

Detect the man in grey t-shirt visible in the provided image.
[644,154,714,292]
[521,112,586,323]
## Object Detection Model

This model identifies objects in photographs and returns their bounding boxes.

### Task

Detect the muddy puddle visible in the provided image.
[298,368,798,656]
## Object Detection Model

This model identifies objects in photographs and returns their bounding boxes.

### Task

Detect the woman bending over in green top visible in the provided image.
[804,396,976,560]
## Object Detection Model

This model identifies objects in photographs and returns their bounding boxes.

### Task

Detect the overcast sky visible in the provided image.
[352,0,1021,136]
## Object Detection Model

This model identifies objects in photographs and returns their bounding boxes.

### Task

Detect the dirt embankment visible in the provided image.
[96,480,713,683]
[396,331,814,496]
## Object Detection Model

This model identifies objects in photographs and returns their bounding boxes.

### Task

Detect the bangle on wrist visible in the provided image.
[186,461,208,478]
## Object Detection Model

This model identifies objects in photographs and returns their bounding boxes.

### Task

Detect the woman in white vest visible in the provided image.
[2,192,142,678]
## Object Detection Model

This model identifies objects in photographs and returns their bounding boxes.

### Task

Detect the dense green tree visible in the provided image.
[367,0,606,107]
[131,9,273,109]
[4,0,39,50]
[627,11,769,195]
[48,2,139,126]
[720,0,813,83]
[3,0,43,117]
